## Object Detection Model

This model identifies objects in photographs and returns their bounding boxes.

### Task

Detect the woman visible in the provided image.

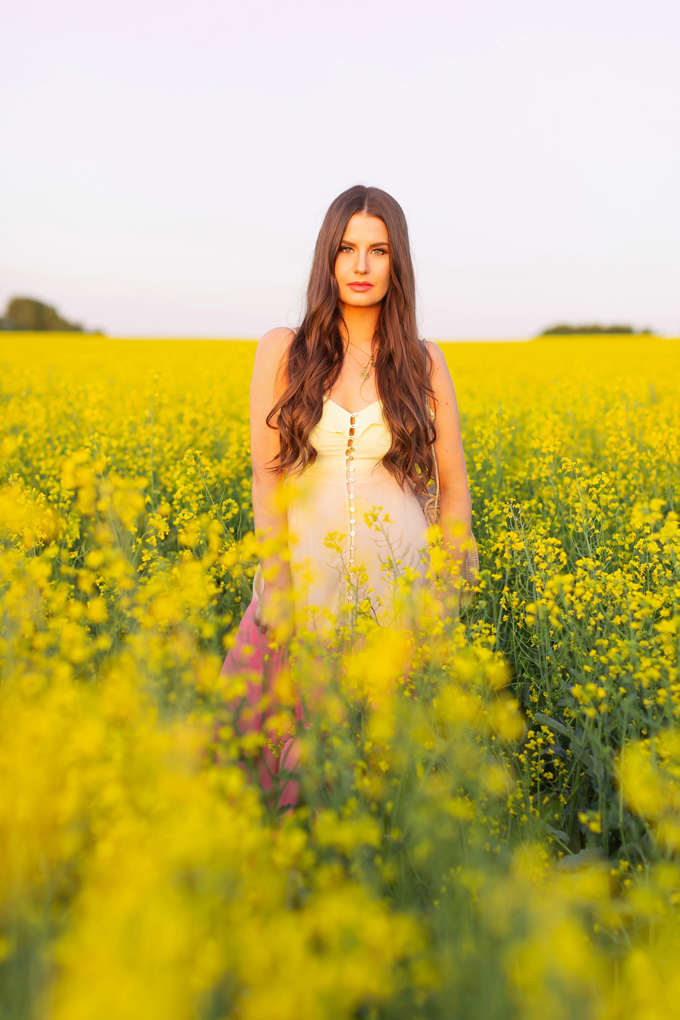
[221,185,472,804]
[253,184,471,632]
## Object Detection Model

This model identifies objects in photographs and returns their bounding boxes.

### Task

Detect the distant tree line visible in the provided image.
[0,297,103,333]
[539,323,655,337]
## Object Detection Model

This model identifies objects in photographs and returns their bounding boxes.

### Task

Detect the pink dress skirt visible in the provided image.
[219,578,304,811]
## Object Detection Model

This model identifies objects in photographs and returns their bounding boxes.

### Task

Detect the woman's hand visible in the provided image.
[434,540,470,619]
[253,576,293,638]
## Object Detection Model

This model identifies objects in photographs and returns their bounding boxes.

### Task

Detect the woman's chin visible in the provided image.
[339,291,384,309]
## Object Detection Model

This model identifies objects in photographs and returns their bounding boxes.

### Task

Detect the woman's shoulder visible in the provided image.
[423,339,446,368]
[258,326,296,353]
[422,340,457,407]
[253,327,296,379]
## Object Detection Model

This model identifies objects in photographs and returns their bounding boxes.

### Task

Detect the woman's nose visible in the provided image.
[355,252,369,275]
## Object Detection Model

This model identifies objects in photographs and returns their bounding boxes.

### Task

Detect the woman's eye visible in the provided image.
[339,246,353,254]
[372,248,387,256]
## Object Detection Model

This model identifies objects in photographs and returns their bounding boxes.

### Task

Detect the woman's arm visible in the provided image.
[425,341,473,598]
[250,326,295,633]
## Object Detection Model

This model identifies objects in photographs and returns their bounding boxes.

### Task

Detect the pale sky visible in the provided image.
[2,0,678,339]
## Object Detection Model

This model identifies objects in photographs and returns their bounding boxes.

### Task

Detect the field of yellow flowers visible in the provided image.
[2,333,680,1020]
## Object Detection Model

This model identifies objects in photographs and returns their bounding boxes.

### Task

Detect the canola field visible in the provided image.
[2,333,680,1020]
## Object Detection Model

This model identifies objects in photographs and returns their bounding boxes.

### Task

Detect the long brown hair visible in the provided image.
[267,185,436,493]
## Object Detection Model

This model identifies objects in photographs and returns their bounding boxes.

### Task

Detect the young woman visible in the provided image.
[249,184,471,637]
[220,185,472,805]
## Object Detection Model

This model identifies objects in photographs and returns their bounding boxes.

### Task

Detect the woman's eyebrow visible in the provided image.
[340,239,390,247]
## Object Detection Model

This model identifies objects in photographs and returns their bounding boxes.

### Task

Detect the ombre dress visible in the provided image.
[220,396,430,807]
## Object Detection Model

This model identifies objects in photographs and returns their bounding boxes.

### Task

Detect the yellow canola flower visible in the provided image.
[2,335,680,1017]
[343,624,411,708]
[620,735,680,851]
[314,809,381,854]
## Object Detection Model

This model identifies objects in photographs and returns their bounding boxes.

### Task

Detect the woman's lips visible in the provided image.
[347,282,374,291]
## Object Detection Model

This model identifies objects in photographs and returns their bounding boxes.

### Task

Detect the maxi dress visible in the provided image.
[220,396,431,807]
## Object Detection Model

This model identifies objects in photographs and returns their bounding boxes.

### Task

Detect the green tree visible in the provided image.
[539,323,655,336]
[1,297,84,332]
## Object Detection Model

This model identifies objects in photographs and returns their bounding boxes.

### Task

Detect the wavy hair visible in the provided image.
[266,184,436,493]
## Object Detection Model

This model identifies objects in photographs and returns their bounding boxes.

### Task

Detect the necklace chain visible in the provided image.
[347,338,373,354]
[344,340,376,380]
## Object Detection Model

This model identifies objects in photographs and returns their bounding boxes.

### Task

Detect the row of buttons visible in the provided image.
[346,415,356,602]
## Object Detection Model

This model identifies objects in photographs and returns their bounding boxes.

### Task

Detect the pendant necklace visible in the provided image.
[345,340,376,381]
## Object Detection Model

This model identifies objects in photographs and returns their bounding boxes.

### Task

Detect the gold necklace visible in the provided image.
[345,343,376,380]
[345,340,376,380]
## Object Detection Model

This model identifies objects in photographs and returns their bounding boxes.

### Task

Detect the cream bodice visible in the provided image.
[285,396,429,631]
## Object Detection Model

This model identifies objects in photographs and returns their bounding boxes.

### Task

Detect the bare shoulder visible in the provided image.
[252,328,296,393]
[251,328,295,407]
[424,339,449,373]
[422,338,454,383]
[257,326,296,357]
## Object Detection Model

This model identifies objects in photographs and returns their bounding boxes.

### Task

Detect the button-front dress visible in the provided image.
[220,395,430,808]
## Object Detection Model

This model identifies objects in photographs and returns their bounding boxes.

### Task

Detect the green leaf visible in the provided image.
[533,712,573,739]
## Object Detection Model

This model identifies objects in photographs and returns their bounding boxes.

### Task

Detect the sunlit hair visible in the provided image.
[267,184,436,493]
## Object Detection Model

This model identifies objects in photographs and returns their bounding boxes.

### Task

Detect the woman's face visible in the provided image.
[334,213,391,308]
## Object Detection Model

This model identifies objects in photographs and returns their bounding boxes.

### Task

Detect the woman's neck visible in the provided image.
[338,301,381,349]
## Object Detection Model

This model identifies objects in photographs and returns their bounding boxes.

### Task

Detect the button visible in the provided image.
[348,466,355,472]
[350,531,355,537]
[350,519,355,524]
[350,506,355,512]
[350,545,355,551]
[347,594,354,601]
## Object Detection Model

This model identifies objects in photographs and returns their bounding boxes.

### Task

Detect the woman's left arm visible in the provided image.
[425,341,473,588]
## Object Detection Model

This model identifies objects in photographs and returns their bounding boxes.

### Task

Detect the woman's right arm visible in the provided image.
[249,326,295,633]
